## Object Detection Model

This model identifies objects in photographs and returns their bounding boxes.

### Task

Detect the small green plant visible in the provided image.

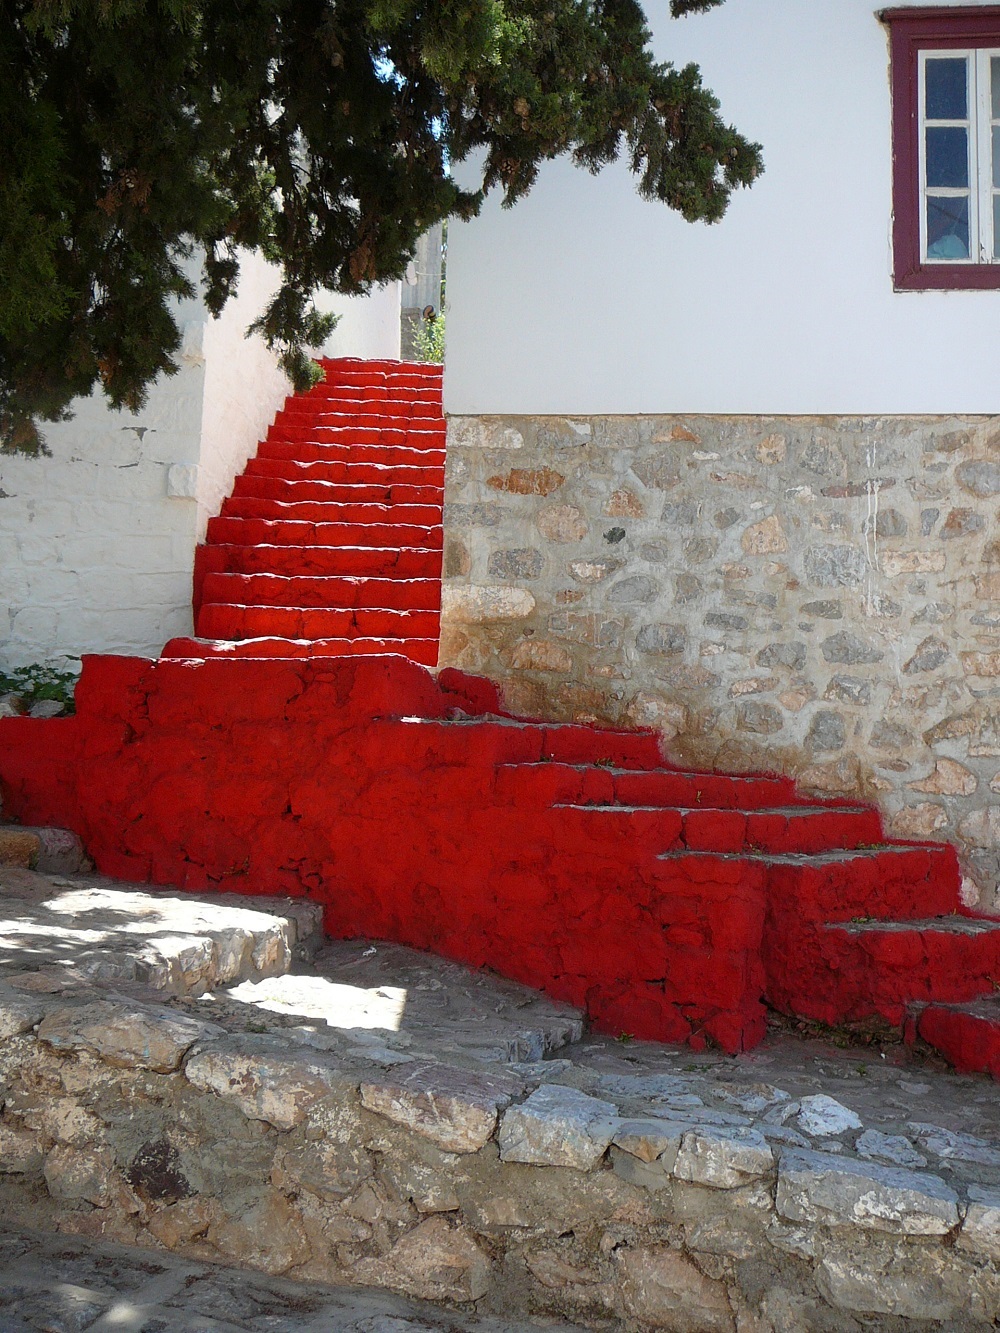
[413,311,445,363]
[0,662,79,714]
[616,1031,635,1044]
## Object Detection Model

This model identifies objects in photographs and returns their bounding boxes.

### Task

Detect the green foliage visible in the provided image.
[0,662,80,713]
[1,0,763,452]
[412,312,446,364]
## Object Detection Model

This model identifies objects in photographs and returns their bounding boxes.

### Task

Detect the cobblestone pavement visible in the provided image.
[0,1230,585,1332]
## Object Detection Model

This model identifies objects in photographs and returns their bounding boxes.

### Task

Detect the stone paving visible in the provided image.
[1,867,999,1329]
[0,1229,585,1331]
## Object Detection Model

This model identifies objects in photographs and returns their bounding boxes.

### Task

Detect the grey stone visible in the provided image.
[673,1126,774,1189]
[662,502,700,526]
[806,710,846,752]
[0,693,24,718]
[913,601,952,624]
[909,1121,1000,1166]
[26,827,89,875]
[800,600,843,619]
[871,719,912,751]
[603,526,626,544]
[956,459,1000,496]
[498,1084,619,1170]
[714,508,741,529]
[684,537,718,564]
[854,1129,927,1169]
[821,632,884,665]
[796,1095,862,1137]
[639,540,672,563]
[675,573,702,602]
[37,1000,217,1073]
[824,675,872,706]
[920,507,940,536]
[862,508,907,538]
[814,1247,971,1321]
[705,612,748,632]
[756,642,806,671]
[486,549,543,580]
[360,1061,521,1154]
[711,1081,790,1114]
[736,701,783,734]
[442,502,503,528]
[941,506,985,538]
[636,623,686,656]
[28,699,65,719]
[804,545,868,587]
[0,987,45,1037]
[608,575,658,604]
[610,1144,672,1191]
[958,1183,1000,1258]
[903,636,950,673]
[776,1147,960,1234]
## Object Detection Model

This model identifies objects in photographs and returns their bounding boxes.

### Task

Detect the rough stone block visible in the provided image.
[360,1061,521,1153]
[498,1085,619,1170]
[673,1126,774,1190]
[184,1041,356,1130]
[776,1147,960,1235]
[617,1246,735,1332]
[958,1183,1000,1259]
[352,1215,492,1303]
[38,1001,218,1073]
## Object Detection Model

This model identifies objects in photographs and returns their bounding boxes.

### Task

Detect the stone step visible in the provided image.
[195,603,441,642]
[194,543,442,582]
[200,573,442,612]
[384,716,665,769]
[494,761,797,810]
[162,636,441,665]
[219,497,443,526]
[0,826,89,874]
[232,475,443,505]
[913,994,1000,1078]
[0,873,324,995]
[550,803,883,856]
[205,517,444,549]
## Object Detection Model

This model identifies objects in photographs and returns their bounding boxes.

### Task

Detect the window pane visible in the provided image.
[926,57,968,119]
[926,127,969,187]
[993,56,1000,120]
[994,195,1000,259]
[994,126,1000,188]
[927,195,970,259]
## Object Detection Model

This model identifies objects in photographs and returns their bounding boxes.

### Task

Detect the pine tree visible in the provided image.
[1,0,762,453]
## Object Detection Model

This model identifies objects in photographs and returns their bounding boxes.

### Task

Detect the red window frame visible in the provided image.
[884,5,1000,289]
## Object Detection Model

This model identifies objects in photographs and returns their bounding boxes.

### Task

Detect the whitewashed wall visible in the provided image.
[444,0,1000,416]
[0,254,402,668]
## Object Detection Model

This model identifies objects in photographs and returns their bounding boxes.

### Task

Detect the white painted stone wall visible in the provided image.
[0,254,402,668]
[444,0,1000,416]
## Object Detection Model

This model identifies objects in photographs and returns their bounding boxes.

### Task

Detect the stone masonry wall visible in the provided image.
[440,414,1000,914]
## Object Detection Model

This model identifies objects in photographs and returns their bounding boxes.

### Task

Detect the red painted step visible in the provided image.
[494,761,798,809]
[163,636,441,665]
[194,545,441,582]
[201,573,441,612]
[244,458,444,487]
[232,477,442,506]
[205,518,444,549]
[257,440,445,468]
[219,498,443,525]
[196,604,441,642]
[914,997,1000,1078]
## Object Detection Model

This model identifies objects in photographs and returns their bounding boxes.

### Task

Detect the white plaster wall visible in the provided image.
[315,282,402,361]
[0,300,207,668]
[444,0,1000,416]
[195,253,292,540]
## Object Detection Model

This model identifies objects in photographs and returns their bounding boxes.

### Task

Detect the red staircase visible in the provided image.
[165,358,444,666]
[1,358,998,1078]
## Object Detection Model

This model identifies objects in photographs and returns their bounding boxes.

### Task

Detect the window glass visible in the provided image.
[993,56,1000,120]
[927,195,970,258]
[926,57,969,118]
[994,194,1000,258]
[926,126,969,187]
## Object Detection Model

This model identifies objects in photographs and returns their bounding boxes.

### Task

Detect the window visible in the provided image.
[884,6,1000,288]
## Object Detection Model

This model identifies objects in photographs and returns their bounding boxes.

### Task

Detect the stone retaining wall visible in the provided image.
[2,988,999,1330]
[440,414,1000,912]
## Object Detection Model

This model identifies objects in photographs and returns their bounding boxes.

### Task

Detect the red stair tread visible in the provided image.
[201,572,441,611]
[915,996,1000,1077]
[163,636,440,665]
[206,518,444,548]
[196,604,441,640]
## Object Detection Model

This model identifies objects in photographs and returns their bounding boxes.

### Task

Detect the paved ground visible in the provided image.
[0,1230,585,1333]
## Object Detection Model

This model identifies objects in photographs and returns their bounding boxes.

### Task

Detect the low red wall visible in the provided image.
[0,654,767,1053]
